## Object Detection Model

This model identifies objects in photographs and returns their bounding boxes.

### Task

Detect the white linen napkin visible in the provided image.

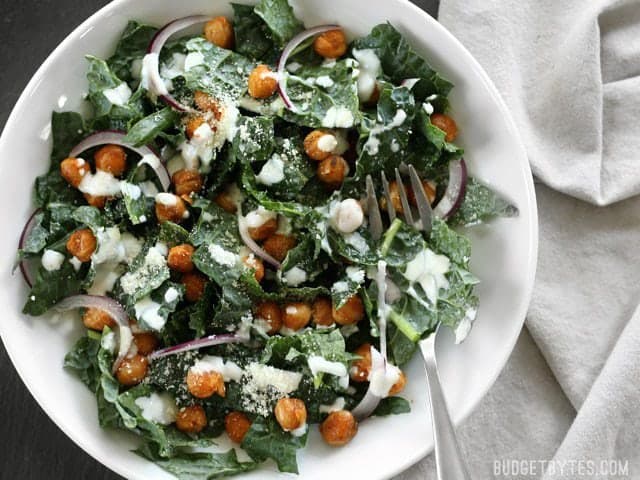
[397,1,640,477]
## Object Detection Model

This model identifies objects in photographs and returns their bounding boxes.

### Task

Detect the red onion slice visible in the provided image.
[53,295,132,374]
[18,208,43,287]
[433,158,467,219]
[276,24,340,112]
[69,131,170,191]
[237,215,282,269]
[149,333,249,361]
[146,15,213,112]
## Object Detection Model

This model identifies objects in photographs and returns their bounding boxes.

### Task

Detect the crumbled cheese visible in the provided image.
[319,397,345,414]
[346,266,365,284]
[422,102,434,115]
[245,207,277,229]
[191,356,243,381]
[404,248,450,304]
[155,192,178,206]
[134,392,178,425]
[92,227,126,265]
[363,109,408,156]
[164,287,179,303]
[246,363,302,393]
[317,133,338,153]
[41,249,65,271]
[322,106,355,129]
[103,82,132,106]
[256,154,285,185]
[390,139,400,153]
[120,182,142,200]
[134,296,165,331]
[283,267,307,286]
[331,198,364,234]
[315,75,334,88]
[208,244,238,267]
[344,232,369,252]
[352,49,382,102]
[332,281,349,293]
[78,170,123,197]
[69,256,82,271]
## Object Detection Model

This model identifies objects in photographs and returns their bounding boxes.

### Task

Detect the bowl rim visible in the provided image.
[0,0,538,478]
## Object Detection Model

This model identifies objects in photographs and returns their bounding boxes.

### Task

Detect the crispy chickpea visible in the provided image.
[242,254,265,283]
[194,90,222,119]
[204,16,234,49]
[274,398,307,431]
[313,29,347,59]
[248,64,278,99]
[167,244,195,273]
[225,411,252,444]
[214,191,237,214]
[248,217,278,241]
[283,302,312,331]
[60,157,88,187]
[84,193,108,209]
[320,410,358,446]
[254,301,282,335]
[66,228,97,262]
[333,294,365,325]
[185,115,206,139]
[431,113,458,143]
[312,297,334,327]
[116,354,149,386]
[317,155,348,188]
[183,272,207,302]
[175,405,207,434]
[379,180,404,215]
[304,130,336,161]
[82,308,115,331]
[350,343,372,382]
[155,193,188,223]
[389,370,407,395]
[94,144,127,176]
[187,369,225,399]
[262,234,296,262]
[408,179,437,206]
[134,332,159,356]
[173,169,203,197]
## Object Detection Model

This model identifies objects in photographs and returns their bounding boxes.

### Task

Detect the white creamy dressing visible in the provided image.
[352,48,382,102]
[321,106,355,129]
[317,133,338,153]
[190,355,243,381]
[256,153,285,185]
[368,347,401,397]
[403,248,451,304]
[330,198,364,234]
[363,109,408,156]
[319,396,346,414]
[208,243,239,267]
[245,206,277,229]
[134,392,178,425]
[245,363,302,393]
[41,249,65,272]
[283,266,307,286]
[134,296,165,331]
[308,355,349,389]
[103,82,132,106]
[78,170,123,197]
[88,263,123,296]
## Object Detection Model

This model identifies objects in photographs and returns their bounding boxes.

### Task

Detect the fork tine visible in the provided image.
[394,168,414,225]
[365,175,383,240]
[381,171,396,222]
[408,164,433,234]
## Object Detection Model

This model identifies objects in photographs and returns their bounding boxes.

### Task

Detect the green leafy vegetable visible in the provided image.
[254,0,304,46]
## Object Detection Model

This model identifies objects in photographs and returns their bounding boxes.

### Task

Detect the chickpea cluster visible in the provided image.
[166,243,208,302]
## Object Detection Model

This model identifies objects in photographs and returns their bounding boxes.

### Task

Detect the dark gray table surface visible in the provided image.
[0,0,438,478]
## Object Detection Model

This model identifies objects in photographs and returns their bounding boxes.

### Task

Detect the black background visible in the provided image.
[0,0,438,478]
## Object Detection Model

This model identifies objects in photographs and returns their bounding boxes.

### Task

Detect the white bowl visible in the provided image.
[0,0,537,478]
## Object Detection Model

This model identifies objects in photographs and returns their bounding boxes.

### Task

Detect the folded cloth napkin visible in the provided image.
[397,0,640,477]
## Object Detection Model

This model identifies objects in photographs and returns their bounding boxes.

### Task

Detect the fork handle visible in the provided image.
[422,353,472,480]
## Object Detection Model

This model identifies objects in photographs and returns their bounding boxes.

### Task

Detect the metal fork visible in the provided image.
[366,167,471,480]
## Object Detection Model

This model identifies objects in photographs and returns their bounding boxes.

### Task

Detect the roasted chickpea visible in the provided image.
[242,254,265,283]
[214,191,237,214]
[254,301,282,335]
[182,272,207,302]
[262,234,296,262]
[204,16,234,49]
[320,410,358,446]
[333,294,365,325]
[350,343,372,382]
[274,398,307,431]
[194,90,222,118]
[155,193,188,223]
[185,115,206,139]
[167,244,195,273]
[94,144,127,176]
[408,179,437,206]
[389,370,407,395]
[82,308,115,331]
[248,217,278,241]
[187,369,225,399]
[134,332,159,356]
[175,405,207,433]
[313,29,347,58]
[304,130,336,161]
[66,228,97,262]
[317,155,348,188]
[116,354,149,386]
[172,169,203,197]
[379,180,404,215]
[60,157,88,187]
[283,302,312,331]
[248,64,278,99]
[312,297,334,327]
[84,193,108,209]
[225,411,252,444]
[430,113,458,143]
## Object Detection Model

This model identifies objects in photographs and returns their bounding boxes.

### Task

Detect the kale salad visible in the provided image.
[17,0,516,477]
